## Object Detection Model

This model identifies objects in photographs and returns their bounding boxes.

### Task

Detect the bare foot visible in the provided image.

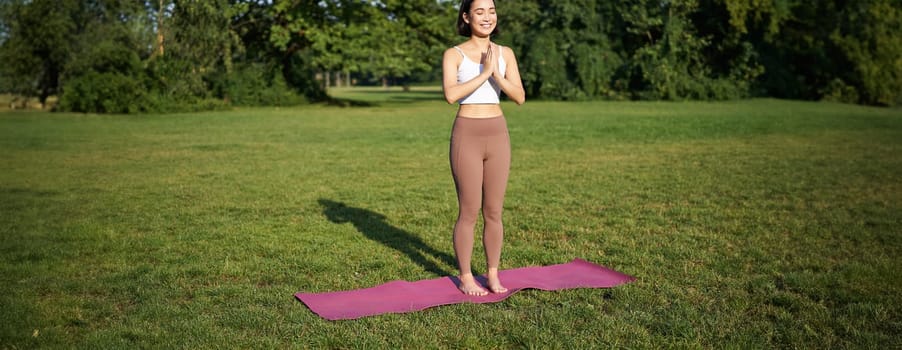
[486,269,508,294]
[458,274,488,296]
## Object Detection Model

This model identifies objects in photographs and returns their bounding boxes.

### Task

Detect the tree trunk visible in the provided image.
[156,0,165,56]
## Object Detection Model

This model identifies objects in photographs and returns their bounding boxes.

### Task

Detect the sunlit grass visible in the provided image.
[1,93,900,348]
[0,94,56,112]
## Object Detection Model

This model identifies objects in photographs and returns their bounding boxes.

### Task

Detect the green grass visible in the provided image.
[1,90,900,348]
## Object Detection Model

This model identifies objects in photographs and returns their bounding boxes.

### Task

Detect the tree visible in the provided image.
[504,0,625,99]
[504,0,758,101]
[0,0,79,107]
[372,0,455,87]
[144,0,242,102]
[56,1,155,113]
[830,0,902,106]
[269,0,454,89]
[5,0,899,112]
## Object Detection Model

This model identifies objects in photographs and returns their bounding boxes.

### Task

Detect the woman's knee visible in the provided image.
[482,206,503,224]
[457,204,481,223]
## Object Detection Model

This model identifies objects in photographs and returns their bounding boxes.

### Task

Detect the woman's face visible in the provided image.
[465,0,496,37]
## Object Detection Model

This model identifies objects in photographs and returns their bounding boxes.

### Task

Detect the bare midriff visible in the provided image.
[457,103,503,118]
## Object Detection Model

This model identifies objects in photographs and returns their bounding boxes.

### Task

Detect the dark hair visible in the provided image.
[456,0,499,37]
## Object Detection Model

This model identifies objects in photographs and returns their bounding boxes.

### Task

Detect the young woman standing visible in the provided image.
[442,0,525,296]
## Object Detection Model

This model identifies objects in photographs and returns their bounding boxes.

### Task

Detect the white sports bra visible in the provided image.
[454,46,506,104]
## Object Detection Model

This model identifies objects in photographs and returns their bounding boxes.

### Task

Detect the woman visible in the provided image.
[442,0,525,296]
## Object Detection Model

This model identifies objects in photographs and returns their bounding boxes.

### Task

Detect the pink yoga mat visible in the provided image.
[295,258,635,320]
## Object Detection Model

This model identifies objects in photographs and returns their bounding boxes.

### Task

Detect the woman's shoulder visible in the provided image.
[455,41,474,49]
[447,42,473,54]
[443,46,463,59]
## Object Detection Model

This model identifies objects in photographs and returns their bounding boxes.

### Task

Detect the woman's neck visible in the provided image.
[469,36,491,51]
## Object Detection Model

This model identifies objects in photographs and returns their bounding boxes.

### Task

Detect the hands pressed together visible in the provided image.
[480,43,502,79]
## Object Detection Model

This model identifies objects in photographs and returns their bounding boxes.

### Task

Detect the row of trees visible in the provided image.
[0,0,455,113]
[501,0,901,106]
[0,0,899,113]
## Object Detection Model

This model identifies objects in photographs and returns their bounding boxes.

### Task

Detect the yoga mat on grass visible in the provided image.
[295,258,635,320]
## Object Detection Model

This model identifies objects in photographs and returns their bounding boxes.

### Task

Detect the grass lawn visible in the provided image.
[1,88,900,348]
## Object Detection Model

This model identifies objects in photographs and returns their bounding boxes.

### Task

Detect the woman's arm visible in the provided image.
[493,45,525,105]
[442,47,495,104]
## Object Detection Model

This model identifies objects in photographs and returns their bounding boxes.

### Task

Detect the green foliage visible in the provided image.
[144,56,209,103]
[269,0,455,88]
[166,0,239,75]
[502,0,897,105]
[830,0,902,106]
[718,0,792,38]
[506,0,758,101]
[283,51,329,101]
[2,0,900,110]
[0,0,78,104]
[628,0,751,100]
[214,63,308,106]
[819,78,861,104]
[747,0,901,106]
[59,35,152,113]
[67,39,143,78]
[58,71,149,113]
[522,30,574,99]
[572,42,624,99]
[508,0,625,100]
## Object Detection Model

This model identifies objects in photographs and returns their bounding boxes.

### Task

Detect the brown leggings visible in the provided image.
[449,115,510,275]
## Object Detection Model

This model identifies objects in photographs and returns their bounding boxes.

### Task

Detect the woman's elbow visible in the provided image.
[442,90,457,104]
[508,87,526,105]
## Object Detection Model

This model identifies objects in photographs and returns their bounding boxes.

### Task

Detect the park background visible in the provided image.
[1,0,900,111]
[1,0,901,349]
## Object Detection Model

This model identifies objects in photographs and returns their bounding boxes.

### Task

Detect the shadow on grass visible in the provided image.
[361,89,444,103]
[324,87,445,106]
[322,96,376,107]
[318,199,456,276]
